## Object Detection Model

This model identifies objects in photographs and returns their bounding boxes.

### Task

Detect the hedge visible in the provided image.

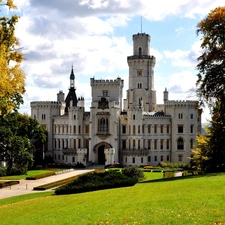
[55,170,138,195]
[0,180,20,188]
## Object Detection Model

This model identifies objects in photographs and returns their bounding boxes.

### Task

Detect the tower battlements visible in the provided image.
[90,78,123,86]
[30,101,65,108]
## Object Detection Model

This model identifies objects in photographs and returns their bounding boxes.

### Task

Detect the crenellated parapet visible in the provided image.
[90,77,123,86]
[165,100,198,108]
[30,101,65,108]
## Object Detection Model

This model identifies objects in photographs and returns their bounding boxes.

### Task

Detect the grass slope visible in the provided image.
[0,173,224,225]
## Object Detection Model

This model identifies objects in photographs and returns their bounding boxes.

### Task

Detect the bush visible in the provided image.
[0,167,7,177]
[55,170,138,195]
[163,171,174,178]
[0,180,20,188]
[122,166,145,181]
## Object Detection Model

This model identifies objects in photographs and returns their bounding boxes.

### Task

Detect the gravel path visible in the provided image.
[0,168,94,200]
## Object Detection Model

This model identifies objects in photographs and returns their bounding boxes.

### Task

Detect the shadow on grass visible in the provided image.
[139,172,225,184]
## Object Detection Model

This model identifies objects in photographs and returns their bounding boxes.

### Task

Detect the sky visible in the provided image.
[2,0,224,123]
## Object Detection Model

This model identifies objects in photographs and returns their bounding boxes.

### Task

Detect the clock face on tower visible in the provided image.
[137,70,142,76]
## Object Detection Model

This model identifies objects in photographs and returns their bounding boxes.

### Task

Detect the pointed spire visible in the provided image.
[70,65,75,80]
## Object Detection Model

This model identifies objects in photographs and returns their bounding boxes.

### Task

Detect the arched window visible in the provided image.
[74,115,76,120]
[139,47,142,56]
[98,118,109,133]
[177,138,184,150]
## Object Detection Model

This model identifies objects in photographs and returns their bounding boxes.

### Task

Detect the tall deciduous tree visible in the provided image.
[0,0,25,115]
[196,6,225,172]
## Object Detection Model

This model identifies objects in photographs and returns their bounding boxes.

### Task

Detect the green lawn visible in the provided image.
[0,172,224,224]
[0,169,57,180]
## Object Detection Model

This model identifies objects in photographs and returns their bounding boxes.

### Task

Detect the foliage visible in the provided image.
[0,0,25,115]
[159,161,189,169]
[196,6,225,172]
[0,113,47,175]
[0,167,6,176]
[122,166,145,180]
[0,180,19,188]
[196,6,225,105]
[190,126,210,171]
[163,171,174,178]
[55,170,138,195]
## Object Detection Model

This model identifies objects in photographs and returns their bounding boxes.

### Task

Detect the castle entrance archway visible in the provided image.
[94,142,112,165]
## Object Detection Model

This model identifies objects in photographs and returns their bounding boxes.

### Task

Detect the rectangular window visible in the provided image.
[167,125,170,134]
[85,125,89,134]
[74,139,76,148]
[154,156,157,161]
[72,157,75,163]
[148,156,151,162]
[161,155,163,161]
[79,125,81,134]
[85,139,89,149]
[167,140,170,150]
[190,125,194,133]
[103,90,109,97]
[178,125,183,133]
[154,125,157,133]
[178,113,183,119]
[190,114,193,119]
[133,125,136,134]
[122,140,126,149]
[58,155,60,160]
[178,154,183,162]
[160,125,163,133]
[122,125,126,134]
[133,157,135,163]
[142,125,145,134]
[148,140,151,150]
[125,157,127,163]
[160,140,163,150]
[148,125,151,133]
[154,140,157,150]
[133,140,135,148]
[167,155,169,161]
[141,157,143,163]
[138,140,140,149]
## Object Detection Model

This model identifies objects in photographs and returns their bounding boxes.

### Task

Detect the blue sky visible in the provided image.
[4,0,225,123]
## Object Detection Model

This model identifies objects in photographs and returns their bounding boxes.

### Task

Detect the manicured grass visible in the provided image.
[0,170,57,180]
[1,173,224,224]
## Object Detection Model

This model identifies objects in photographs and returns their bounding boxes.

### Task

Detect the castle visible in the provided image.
[31,33,202,166]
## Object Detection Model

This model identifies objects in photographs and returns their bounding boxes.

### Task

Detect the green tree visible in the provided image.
[0,0,25,115]
[196,6,225,172]
[0,113,47,175]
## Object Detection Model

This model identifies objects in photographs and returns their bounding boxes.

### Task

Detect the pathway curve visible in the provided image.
[0,168,94,200]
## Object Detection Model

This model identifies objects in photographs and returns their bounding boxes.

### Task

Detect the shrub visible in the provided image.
[0,180,20,188]
[0,167,7,177]
[163,171,174,179]
[122,166,145,181]
[55,170,138,195]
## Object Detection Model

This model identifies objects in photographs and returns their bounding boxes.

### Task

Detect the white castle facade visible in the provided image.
[31,33,202,167]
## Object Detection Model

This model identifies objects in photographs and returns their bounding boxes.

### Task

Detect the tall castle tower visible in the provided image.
[126,33,156,112]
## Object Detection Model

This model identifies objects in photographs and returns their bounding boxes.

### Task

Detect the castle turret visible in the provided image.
[64,67,78,114]
[163,88,169,102]
[127,33,156,112]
